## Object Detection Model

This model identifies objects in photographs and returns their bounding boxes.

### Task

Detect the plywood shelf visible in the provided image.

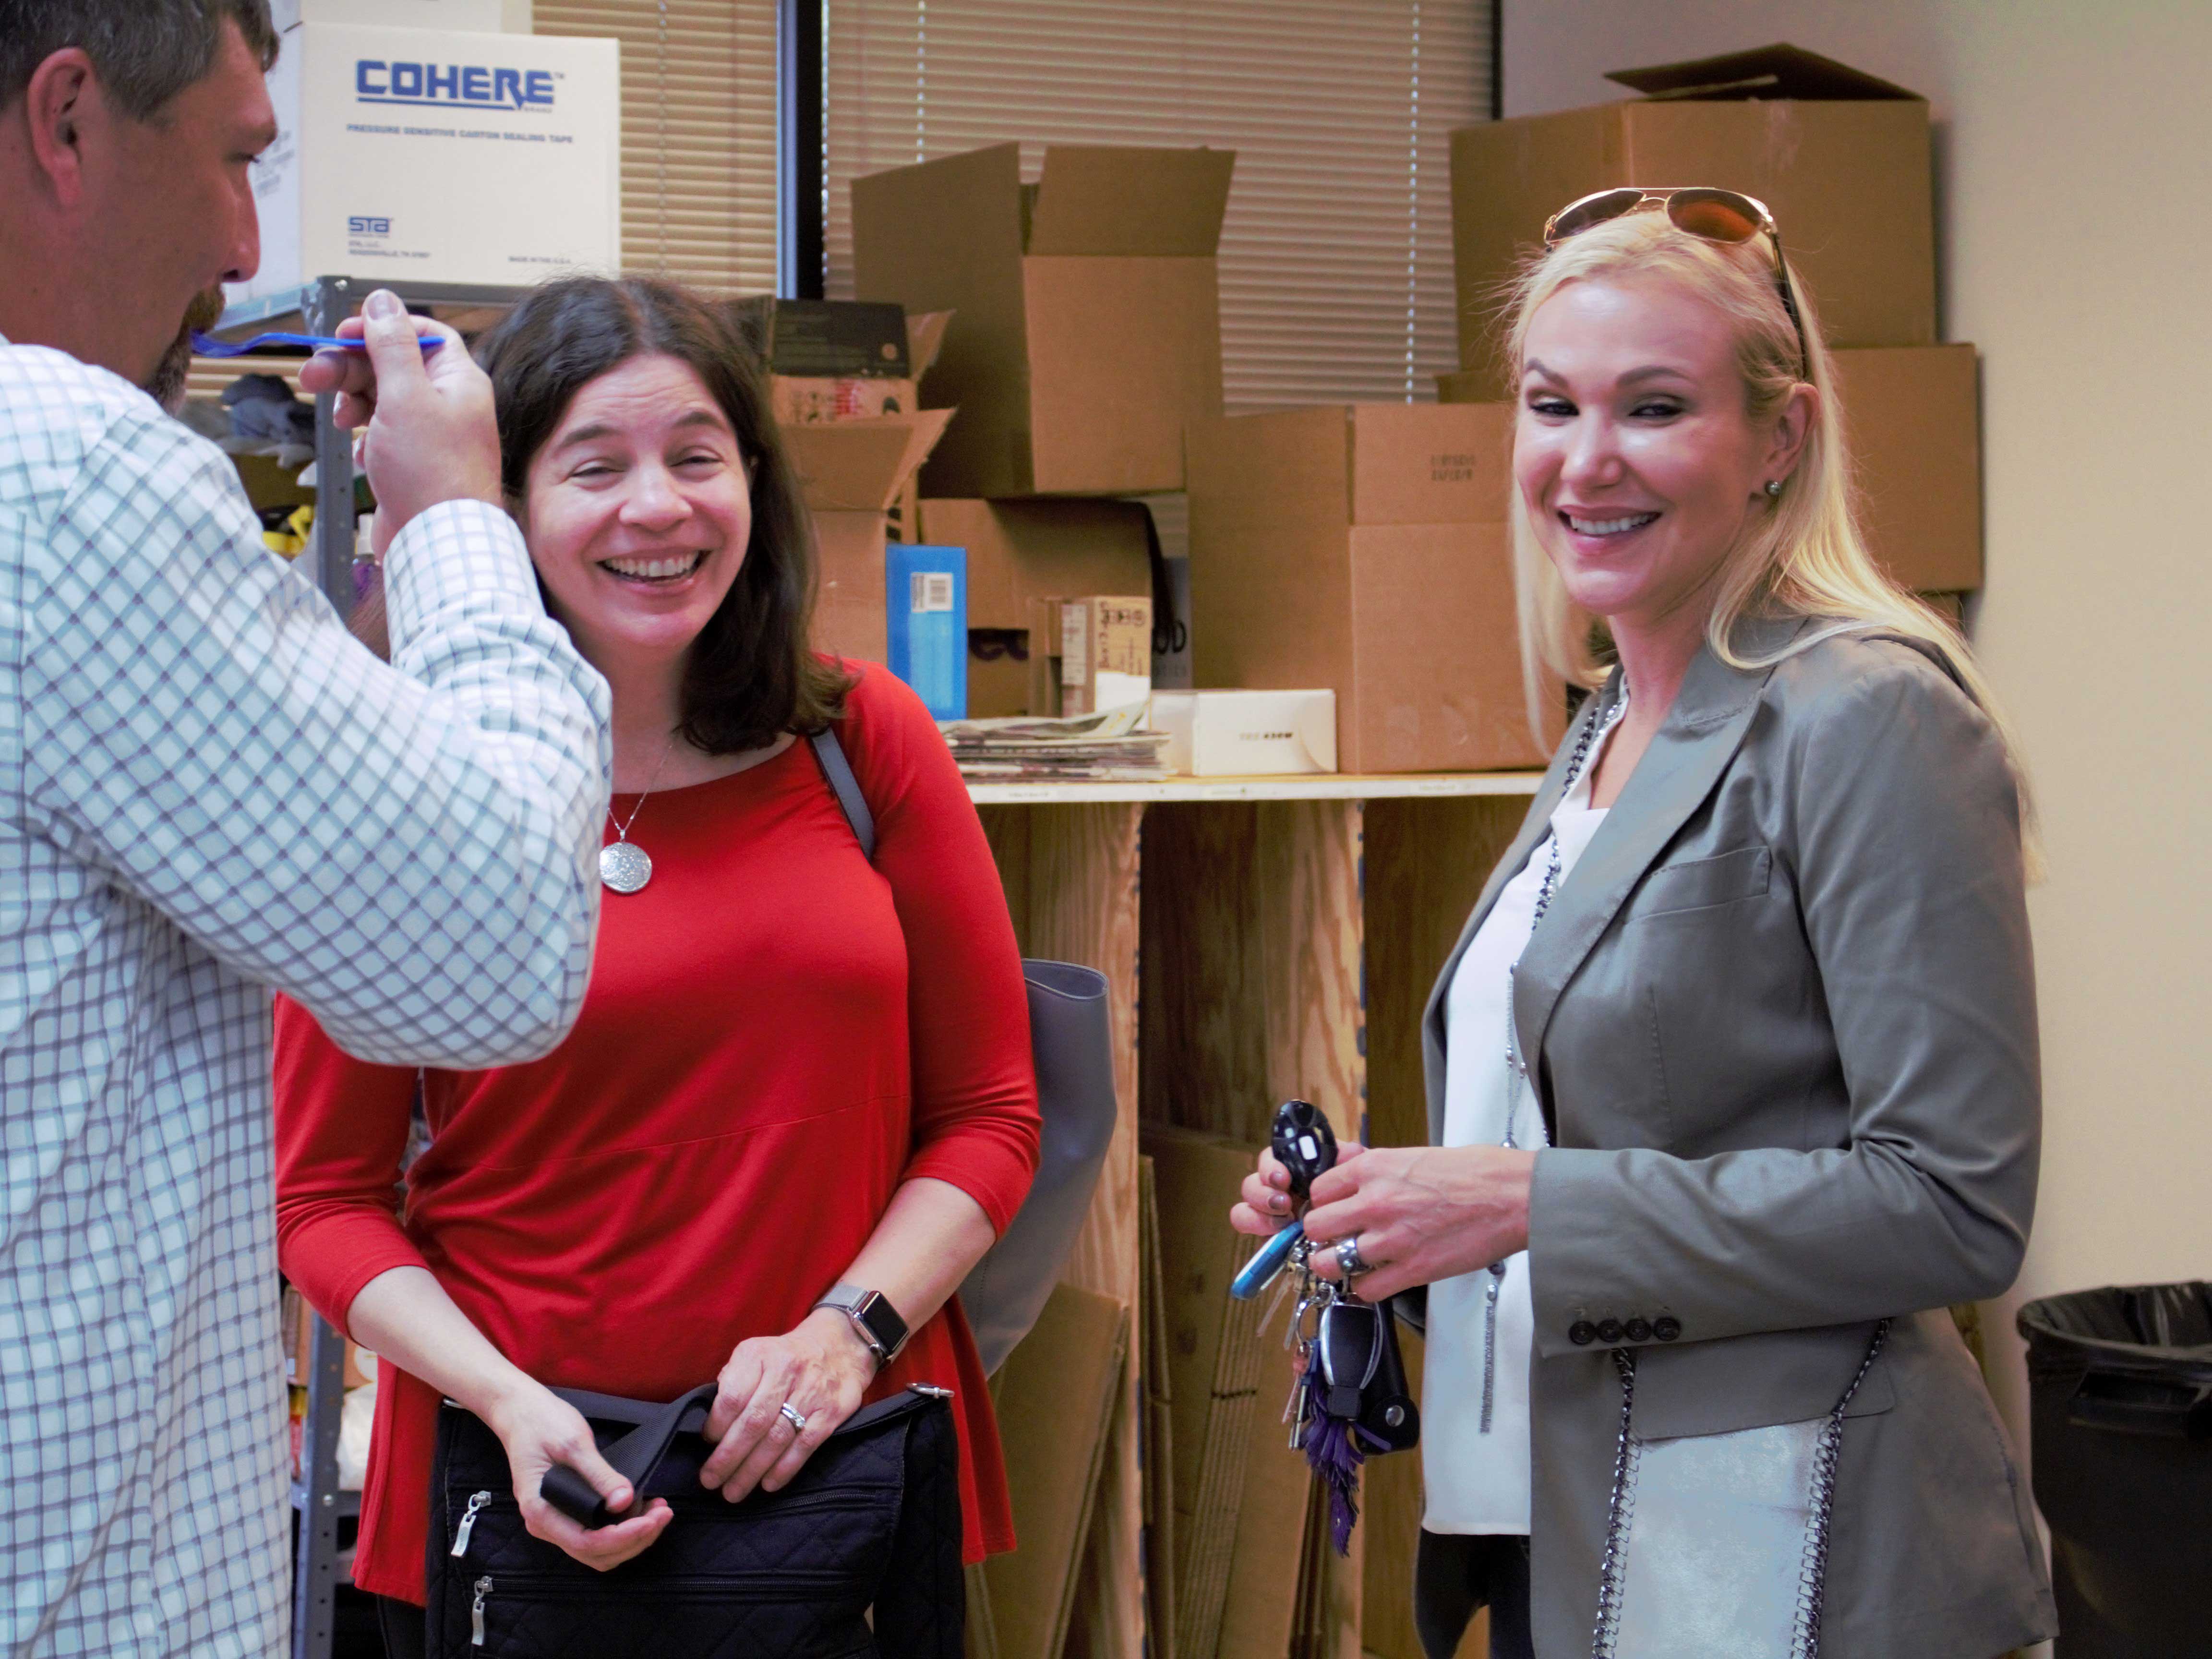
[966,770,1544,805]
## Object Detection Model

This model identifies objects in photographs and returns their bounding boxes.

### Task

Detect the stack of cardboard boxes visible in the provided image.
[834,44,1975,777]
[850,139,1561,775]
[1185,402,1557,774]
[747,301,959,678]
[853,143,1235,724]
[1440,43,1983,607]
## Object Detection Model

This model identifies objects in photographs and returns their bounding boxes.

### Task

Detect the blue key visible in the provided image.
[1231,1219,1305,1301]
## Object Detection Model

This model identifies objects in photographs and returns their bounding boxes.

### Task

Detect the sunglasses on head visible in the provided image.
[1542,187,1810,379]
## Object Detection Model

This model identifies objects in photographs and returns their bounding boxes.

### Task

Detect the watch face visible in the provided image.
[854,1290,908,1357]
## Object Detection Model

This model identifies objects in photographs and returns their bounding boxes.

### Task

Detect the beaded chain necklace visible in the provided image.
[1478,683,1630,1432]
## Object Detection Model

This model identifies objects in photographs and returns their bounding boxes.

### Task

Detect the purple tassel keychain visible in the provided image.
[1302,1296,1419,1554]
[1302,1375,1388,1553]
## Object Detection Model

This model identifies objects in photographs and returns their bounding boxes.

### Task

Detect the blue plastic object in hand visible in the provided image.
[190,329,445,358]
[1230,1217,1305,1301]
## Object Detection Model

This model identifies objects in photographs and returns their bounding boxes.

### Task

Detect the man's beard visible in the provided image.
[146,288,229,414]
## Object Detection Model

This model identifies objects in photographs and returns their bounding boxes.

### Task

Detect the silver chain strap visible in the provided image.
[1788,1319,1891,1656]
[1589,1319,1892,1659]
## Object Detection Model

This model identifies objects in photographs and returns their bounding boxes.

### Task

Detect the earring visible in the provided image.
[1764,479,1784,498]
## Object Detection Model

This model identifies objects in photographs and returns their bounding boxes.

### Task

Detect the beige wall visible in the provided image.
[1502,0,2212,1547]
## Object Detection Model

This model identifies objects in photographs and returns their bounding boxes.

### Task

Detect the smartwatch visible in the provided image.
[814,1283,910,1365]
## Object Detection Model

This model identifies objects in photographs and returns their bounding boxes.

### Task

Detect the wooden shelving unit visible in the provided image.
[969,770,1540,1659]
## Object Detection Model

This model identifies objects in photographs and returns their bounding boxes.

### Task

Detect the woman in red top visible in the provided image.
[274,276,1039,1654]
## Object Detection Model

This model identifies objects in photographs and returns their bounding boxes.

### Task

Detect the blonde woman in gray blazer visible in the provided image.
[1236,194,2056,1659]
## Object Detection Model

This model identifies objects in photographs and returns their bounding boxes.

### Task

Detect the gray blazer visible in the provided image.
[1420,618,2057,1658]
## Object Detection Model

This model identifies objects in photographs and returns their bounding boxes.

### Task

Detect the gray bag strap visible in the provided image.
[809,728,877,859]
[807,721,1118,1374]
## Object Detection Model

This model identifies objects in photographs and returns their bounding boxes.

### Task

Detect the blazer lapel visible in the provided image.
[1513,621,1802,1135]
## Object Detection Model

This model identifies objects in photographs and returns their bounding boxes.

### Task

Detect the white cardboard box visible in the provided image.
[233,21,618,305]
[1151,689,1338,777]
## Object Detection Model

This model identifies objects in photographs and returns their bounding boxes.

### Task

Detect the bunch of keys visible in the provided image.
[1229,1100,1420,1553]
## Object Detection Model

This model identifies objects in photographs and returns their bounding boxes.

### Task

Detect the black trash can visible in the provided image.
[2018,1282,2212,1658]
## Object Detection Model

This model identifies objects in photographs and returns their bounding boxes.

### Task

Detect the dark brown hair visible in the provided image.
[474,276,852,753]
[0,0,278,119]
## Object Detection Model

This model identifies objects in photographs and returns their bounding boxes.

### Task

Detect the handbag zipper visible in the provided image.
[450,1491,492,1558]
[471,1576,492,1647]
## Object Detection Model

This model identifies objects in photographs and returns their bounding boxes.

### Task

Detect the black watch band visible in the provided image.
[814,1282,910,1364]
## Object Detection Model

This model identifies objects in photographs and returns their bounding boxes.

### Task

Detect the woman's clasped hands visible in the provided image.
[1231,1141,1540,1304]
[483,1307,878,1574]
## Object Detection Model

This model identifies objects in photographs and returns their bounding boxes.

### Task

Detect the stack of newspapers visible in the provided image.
[939,705,1169,781]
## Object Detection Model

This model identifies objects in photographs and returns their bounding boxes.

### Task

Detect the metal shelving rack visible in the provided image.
[211,276,532,1659]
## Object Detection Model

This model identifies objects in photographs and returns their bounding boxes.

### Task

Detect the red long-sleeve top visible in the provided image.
[275,665,1039,1606]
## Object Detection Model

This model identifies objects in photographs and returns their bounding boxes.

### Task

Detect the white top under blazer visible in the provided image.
[1421,730,1614,1533]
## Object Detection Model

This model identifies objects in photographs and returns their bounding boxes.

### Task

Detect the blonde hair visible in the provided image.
[1501,212,2035,838]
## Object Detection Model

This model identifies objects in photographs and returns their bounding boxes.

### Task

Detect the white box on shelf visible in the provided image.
[232,21,618,305]
[1151,689,1338,777]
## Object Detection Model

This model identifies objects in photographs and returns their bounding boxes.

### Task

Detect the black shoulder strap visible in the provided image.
[809,726,877,862]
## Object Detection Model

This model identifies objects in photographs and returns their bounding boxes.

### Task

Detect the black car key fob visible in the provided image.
[1271,1099,1337,1202]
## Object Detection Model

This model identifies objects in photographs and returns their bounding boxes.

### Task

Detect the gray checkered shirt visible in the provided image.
[0,338,612,1655]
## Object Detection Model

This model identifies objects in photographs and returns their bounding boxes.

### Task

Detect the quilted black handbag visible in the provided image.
[424,1382,963,1659]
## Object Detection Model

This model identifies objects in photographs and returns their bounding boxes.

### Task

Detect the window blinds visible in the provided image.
[824,0,1494,410]
[534,0,781,298]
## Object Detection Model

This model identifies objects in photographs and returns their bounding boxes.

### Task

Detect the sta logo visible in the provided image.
[349,216,393,236]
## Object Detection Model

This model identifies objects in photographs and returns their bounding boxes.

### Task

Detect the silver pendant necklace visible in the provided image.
[1480,682,1630,1432]
[599,735,678,895]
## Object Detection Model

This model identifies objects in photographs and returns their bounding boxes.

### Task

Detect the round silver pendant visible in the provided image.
[599,839,652,895]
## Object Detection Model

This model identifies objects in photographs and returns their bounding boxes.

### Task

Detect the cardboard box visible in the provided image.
[965,632,1034,720]
[1449,43,1935,397]
[1830,343,1982,591]
[1435,369,1485,404]
[285,1287,373,1390]
[980,1285,1129,1659]
[793,410,955,666]
[885,544,967,720]
[1436,343,1984,592]
[1152,689,1337,777]
[1189,403,1553,774]
[233,21,619,305]
[854,144,1234,496]
[1028,596,1151,719]
[761,311,950,432]
[731,298,910,378]
[1143,1126,1271,1659]
[917,499,1152,631]
[1920,591,1967,628]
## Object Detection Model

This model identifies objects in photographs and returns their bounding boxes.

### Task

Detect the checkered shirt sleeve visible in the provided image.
[0,339,612,1655]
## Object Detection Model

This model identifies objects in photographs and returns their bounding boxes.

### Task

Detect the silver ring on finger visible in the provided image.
[778,1402,809,1434]
[1334,1235,1374,1280]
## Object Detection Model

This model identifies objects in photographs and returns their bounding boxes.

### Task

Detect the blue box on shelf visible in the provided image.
[885,543,968,721]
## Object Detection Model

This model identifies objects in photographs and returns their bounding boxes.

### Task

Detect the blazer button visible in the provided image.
[1652,1317,1683,1342]
[1624,1318,1653,1343]
[1568,1320,1597,1346]
[1595,1319,1625,1344]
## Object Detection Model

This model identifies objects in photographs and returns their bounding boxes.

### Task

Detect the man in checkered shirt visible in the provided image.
[0,2,614,1651]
